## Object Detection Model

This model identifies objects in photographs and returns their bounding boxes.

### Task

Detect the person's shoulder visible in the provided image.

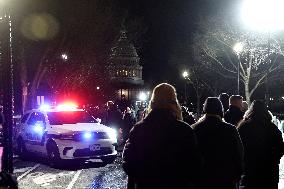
[190,119,205,130]
[174,120,194,132]
[268,122,282,135]
[223,121,235,127]
[221,121,238,132]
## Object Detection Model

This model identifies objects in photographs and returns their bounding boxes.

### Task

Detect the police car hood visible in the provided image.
[50,123,111,133]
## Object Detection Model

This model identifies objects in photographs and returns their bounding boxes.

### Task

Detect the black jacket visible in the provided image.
[238,119,284,189]
[224,105,244,126]
[191,115,244,189]
[122,109,201,189]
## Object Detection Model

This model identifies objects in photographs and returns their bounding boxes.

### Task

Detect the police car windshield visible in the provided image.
[47,111,97,125]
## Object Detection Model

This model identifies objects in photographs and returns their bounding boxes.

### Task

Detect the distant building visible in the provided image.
[108,29,147,105]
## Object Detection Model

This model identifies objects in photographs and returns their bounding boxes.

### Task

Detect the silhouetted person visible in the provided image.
[219,93,230,112]
[191,97,244,189]
[123,83,201,189]
[238,100,284,189]
[106,104,122,131]
[224,95,244,126]
[122,107,135,142]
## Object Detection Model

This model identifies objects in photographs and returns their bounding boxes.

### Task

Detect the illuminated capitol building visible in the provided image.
[108,30,148,103]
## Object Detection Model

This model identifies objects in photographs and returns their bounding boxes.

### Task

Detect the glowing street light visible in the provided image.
[241,0,284,31]
[61,53,68,61]
[233,42,244,54]
[182,70,189,103]
[138,92,147,101]
[182,71,189,78]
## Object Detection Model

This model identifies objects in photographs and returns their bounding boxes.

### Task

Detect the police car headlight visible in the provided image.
[107,128,117,141]
[33,124,44,134]
[83,132,92,140]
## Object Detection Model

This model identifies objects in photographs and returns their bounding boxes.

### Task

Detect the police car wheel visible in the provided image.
[17,138,27,160]
[102,156,116,164]
[47,141,62,167]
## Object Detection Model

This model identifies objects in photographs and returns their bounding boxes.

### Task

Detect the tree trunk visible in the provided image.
[245,81,251,106]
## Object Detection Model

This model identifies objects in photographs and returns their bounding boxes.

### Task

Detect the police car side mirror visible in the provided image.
[95,118,101,124]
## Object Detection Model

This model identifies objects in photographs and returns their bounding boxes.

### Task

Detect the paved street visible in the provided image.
[13,151,284,189]
[14,154,127,189]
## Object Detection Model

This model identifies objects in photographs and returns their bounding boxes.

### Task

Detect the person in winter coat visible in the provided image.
[224,95,244,126]
[191,97,244,189]
[122,107,136,142]
[122,83,201,189]
[106,104,122,131]
[238,100,284,189]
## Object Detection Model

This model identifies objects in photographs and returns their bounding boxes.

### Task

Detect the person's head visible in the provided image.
[148,83,182,120]
[229,95,243,110]
[244,100,271,122]
[241,101,248,112]
[218,93,229,111]
[203,97,224,118]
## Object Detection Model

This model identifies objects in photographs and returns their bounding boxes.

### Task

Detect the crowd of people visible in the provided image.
[122,83,284,189]
[0,83,283,189]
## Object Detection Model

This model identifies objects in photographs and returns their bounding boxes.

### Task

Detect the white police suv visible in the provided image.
[16,103,117,166]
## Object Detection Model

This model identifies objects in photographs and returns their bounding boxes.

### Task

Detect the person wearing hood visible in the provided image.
[238,100,284,189]
[191,97,244,189]
[122,83,201,189]
[224,95,244,126]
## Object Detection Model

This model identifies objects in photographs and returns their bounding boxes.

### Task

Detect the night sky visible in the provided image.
[9,0,283,111]
[12,0,238,87]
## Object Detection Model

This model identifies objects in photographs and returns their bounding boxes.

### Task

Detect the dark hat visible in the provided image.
[203,97,224,118]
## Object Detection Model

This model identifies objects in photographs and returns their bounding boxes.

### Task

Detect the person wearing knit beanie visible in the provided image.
[191,97,244,189]
[203,97,224,118]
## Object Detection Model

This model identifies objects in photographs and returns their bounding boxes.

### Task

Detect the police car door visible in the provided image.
[25,112,46,153]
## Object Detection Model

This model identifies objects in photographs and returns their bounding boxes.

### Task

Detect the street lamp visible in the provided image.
[241,0,284,106]
[241,0,284,32]
[233,42,243,95]
[61,53,68,61]
[182,71,189,78]
[138,92,147,101]
[182,71,189,103]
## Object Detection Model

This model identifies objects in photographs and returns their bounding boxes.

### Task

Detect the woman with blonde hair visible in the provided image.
[123,83,201,189]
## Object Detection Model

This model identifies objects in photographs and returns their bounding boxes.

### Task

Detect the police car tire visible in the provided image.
[47,141,62,168]
[17,138,27,160]
[102,156,116,164]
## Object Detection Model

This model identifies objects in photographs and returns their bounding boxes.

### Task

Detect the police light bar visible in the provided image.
[56,103,78,111]
[39,104,51,112]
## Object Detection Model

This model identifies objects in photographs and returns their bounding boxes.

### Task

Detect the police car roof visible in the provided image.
[26,108,85,114]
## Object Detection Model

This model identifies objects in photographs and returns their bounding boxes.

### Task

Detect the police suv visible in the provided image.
[16,103,117,166]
